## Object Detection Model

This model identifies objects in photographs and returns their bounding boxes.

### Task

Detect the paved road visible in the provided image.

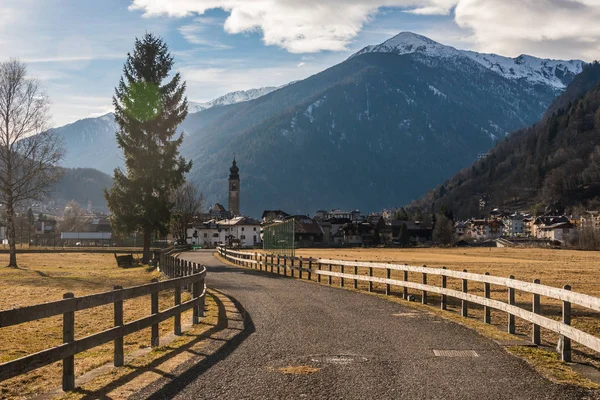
[142,251,589,399]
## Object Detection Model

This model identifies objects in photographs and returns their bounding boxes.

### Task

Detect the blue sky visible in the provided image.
[1,0,599,127]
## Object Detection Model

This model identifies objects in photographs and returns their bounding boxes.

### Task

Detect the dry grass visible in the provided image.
[0,253,195,399]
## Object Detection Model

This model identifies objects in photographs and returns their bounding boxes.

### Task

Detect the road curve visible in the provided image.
[141,250,587,399]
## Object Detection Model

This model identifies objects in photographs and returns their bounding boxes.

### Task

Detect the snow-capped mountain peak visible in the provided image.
[189,86,278,113]
[352,32,585,89]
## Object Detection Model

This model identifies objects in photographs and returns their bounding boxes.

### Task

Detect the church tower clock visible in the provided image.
[228,158,240,217]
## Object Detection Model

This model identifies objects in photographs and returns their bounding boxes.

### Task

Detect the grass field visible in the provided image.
[0,253,194,399]
[292,247,600,370]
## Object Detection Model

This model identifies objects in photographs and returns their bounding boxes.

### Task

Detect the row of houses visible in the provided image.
[185,208,435,248]
[456,210,579,242]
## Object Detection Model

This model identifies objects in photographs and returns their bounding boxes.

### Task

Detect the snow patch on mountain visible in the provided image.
[304,97,326,123]
[428,85,446,99]
[352,32,584,89]
[189,86,279,112]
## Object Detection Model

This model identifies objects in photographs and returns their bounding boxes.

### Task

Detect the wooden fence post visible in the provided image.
[284,257,287,277]
[151,278,159,347]
[308,259,312,281]
[291,257,295,278]
[199,269,206,318]
[299,257,304,279]
[277,255,281,275]
[385,265,391,295]
[532,279,541,345]
[193,266,201,324]
[368,267,373,292]
[461,269,468,317]
[174,282,182,335]
[402,269,408,299]
[561,284,572,362]
[113,285,124,367]
[271,254,274,273]
[508,275,515,334]
[422,265,427,304]
[62,292,75,392]
[441,267,447,310]
[328,264,332,285]
[484,272,491,324]
[317,262,322,283]
[340,264,345,288]
[354,261,358,289]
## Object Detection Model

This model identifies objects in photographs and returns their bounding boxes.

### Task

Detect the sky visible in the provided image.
[1,0,599,128]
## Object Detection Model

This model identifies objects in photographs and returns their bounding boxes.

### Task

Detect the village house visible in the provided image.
[538,221,576,242]
[288,215,324,247]
[502,213,526,237]
[389,220,433,245]
[339,221,377,246]
[467,219,504,240]
[318,217,351,246]
[315,209,362,221]
[60,217,112,246]
[187,216,261,248]
[532,216,570,239]
[455,221,468,237]
[261,210,290,224]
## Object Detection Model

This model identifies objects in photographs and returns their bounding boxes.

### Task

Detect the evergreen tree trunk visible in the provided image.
[6,201,17,268]
[143,230,151,264]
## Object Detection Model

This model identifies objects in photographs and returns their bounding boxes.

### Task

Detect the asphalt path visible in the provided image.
[141,250,589,400]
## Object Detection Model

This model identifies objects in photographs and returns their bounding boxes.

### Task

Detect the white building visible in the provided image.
[503,214,525,237]
[187,216,261,248]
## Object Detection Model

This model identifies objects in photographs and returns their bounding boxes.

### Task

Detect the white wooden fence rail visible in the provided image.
[217,246,600,362]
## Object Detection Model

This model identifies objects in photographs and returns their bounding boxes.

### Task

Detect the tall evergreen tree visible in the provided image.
[105,33,191,263]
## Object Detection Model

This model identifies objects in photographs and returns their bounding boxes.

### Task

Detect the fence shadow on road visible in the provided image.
[71,288,254,400]
[140,289,255,400]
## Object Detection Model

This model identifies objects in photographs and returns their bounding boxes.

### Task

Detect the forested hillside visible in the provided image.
[413,62,600,218]
[50,168,113,211]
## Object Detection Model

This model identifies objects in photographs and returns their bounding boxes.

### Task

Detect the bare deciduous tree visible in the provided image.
[0,59,64,267]
[171,182,205,244]
[59,200,89,233]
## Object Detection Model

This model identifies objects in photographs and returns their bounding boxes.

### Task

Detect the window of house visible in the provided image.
[253,227,256,231]
[241,235,245,239]
[204,233,207,238]
[213,233,219,238]
[242,227,245,231]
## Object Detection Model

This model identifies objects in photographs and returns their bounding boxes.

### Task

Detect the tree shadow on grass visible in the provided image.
[72,288,254,400]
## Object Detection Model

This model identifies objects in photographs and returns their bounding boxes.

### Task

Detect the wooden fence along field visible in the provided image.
[0,247,206,392]
[218,246,600,363]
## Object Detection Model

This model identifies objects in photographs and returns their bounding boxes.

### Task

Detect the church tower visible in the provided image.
[228,158,240,217]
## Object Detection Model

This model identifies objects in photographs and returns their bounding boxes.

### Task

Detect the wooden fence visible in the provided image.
[0,250,206,392]
[218,246,600,363]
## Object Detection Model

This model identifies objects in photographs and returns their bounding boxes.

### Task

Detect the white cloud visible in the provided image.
[178,18,233,49]
[129,0,600,60]
[297,62,306,68]
[129,0,449,53]
[454,0,600,60]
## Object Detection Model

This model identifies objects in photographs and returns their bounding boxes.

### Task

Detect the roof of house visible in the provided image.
[210,203,227,213]
[216,216,260,226]
[261,210,290,219]
[540,222,573,230]
[289,215,324,236]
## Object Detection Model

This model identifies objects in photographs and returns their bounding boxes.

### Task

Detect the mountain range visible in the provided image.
[412,61,600,218]
[51,32,586,217]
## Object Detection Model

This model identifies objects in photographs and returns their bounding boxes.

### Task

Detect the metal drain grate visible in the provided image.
[433,350,479,357]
